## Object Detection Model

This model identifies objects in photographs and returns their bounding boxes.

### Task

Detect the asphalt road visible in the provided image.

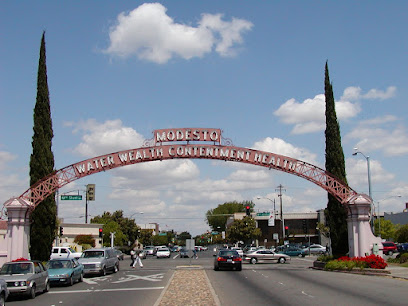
[6,251,408,306]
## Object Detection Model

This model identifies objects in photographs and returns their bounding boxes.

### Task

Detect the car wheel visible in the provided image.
[0,293,4,306]
[44,281,50,292]
[278,257,286,264]
[114,263,119,273]
[68,276,74,286]
[101,266,107,276]
[250,258,257,264]
[79,272,84,282]
[298,253,303,257]
[236,265,242,271]
[388,251,393,256]
[28,285,36,299]
[214,266,219,271]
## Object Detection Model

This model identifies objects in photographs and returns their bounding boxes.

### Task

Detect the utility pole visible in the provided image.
[276,184,286,242]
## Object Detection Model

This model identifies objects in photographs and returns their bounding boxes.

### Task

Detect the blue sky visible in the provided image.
[1,1,407,235]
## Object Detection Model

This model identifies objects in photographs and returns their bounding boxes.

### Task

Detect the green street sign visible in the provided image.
[158,233,167,236]
[256,212,270,216]
[61,195,82,200]
[211,231,219,235]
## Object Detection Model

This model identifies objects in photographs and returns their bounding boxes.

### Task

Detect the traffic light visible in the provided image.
[302,219,307,234]
[59,226,63,236]
[86,184,95,201]
[285,226,289,237]
[245,206,251,216]
[99,228,103,238]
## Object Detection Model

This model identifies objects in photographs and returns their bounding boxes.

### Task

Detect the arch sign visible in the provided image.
[17,127,356,208]
[3,127,379,260]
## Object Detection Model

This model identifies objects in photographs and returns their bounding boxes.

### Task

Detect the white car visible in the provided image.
[231,247,244,257]
[302,244,327,255]
[50,247,82,260]
[156,247,171,258]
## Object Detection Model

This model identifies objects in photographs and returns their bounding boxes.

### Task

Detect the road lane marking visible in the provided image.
[48,287,165,294]
[113,273,164,283]
[302,291,315,298]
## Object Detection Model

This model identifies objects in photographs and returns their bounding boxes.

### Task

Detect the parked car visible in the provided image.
[214,249,242,271]
[0,278,9,305]
[244,250,290,264]
[143,246,155,256]
[153,246,167,256]
[138,249,147,259]
[50,246,82,260]
[114,249,124,260]
[0,260,49,299]
[78,247,119,276]
[301,244,327,255]
[231,247,244,257]
[381,241,398,255]
[179,248,189,258]
[278,247,305,257]
[46,258,84,286]
[156,247,171,258]
[397,243,408,253]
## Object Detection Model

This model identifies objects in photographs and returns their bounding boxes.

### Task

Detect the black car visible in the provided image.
[179,248,189,258]
[214,249,242,271]
[397,243,408,253]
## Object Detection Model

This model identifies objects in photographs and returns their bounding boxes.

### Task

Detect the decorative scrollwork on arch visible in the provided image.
[221,137,233,146]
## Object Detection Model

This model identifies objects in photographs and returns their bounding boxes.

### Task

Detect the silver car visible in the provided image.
[78,247,119,276]
[0,260,49,299]
[244,250,291,264]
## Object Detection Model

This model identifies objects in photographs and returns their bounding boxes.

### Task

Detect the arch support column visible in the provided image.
[346,194,383,257]
[4,198,32,261]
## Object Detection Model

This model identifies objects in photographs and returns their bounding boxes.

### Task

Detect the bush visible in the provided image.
[74,234,95,247]
[317,254,334,262]
[325,254,387,271]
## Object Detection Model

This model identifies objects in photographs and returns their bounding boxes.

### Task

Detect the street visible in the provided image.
[6,250,408,306]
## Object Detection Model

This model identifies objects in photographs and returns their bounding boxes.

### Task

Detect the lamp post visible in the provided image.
[257,196,282,240]
[377,195,402,237]
[352,148,373,230]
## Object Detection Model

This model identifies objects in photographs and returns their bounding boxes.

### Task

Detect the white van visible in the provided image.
[50,246,82,260]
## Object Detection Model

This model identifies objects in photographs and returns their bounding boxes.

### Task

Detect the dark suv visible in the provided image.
[382,241,397,255]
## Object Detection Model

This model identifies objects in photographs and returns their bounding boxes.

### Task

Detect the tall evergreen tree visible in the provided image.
[324,61,349,256]
[29,32,57,260]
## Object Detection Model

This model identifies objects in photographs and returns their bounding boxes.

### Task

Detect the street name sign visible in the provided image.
[61,195,82,200]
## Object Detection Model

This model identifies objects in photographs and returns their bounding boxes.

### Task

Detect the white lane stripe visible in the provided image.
[48,287,165,294]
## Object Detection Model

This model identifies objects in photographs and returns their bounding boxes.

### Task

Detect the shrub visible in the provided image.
[325,254,387,271]
[74,234,95,247]
[317,254,334,262]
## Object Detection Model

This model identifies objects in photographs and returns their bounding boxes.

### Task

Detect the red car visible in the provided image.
[381,241,397,255]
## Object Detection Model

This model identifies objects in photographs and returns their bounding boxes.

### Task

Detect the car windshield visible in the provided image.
[47,260,72,269]
[219,251,238,257]
[0,262,34,275]
[82,251,104,258]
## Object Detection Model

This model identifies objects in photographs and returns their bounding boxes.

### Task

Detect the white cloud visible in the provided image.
[66,119,145,157]
[346,125,408,156]
[346,158,395,193]
[103,3,253,63]
[252,137,318,165]
[274,94,360,134]
[341,86,396,101]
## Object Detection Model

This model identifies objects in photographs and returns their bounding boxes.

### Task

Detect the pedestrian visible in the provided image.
[193,248,198,259]
[130,248,136,267]
[132,244,144,268]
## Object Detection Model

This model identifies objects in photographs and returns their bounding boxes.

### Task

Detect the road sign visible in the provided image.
[61,195,82,200]
[211,231,219,235]
[256,212,270,216]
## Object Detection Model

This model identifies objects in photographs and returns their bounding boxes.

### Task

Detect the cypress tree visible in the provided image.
[324,61,349,256]
[29,32,57,261]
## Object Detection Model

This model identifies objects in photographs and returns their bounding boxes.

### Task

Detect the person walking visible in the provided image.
[130,249,136,267]
[132,244,144,268]
[193,248,198,259]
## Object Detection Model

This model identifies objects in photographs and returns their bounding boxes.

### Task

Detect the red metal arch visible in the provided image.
[15,143,357,210]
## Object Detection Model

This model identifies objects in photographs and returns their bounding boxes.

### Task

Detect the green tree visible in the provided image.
[395,224,408,242]
[139,229,153,246]
[29,32,57,261]
[91,210,140,246]
[324,62,349,256]
[206,201,253,231]
[177,231,192,245]
[226,216,261,244]
[374,219,398,240]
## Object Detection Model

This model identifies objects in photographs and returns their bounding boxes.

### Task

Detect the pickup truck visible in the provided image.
[50,246,82,260]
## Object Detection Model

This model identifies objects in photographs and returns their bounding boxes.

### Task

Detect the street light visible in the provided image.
[377,195,402,237]
[352,148,373,230]
[257,196,281,238]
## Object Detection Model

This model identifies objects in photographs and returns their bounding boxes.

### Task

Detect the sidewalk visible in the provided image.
[155,266,220,306]
[386,265,408,280]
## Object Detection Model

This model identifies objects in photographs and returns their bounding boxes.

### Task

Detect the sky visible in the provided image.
[1,1,407,236]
